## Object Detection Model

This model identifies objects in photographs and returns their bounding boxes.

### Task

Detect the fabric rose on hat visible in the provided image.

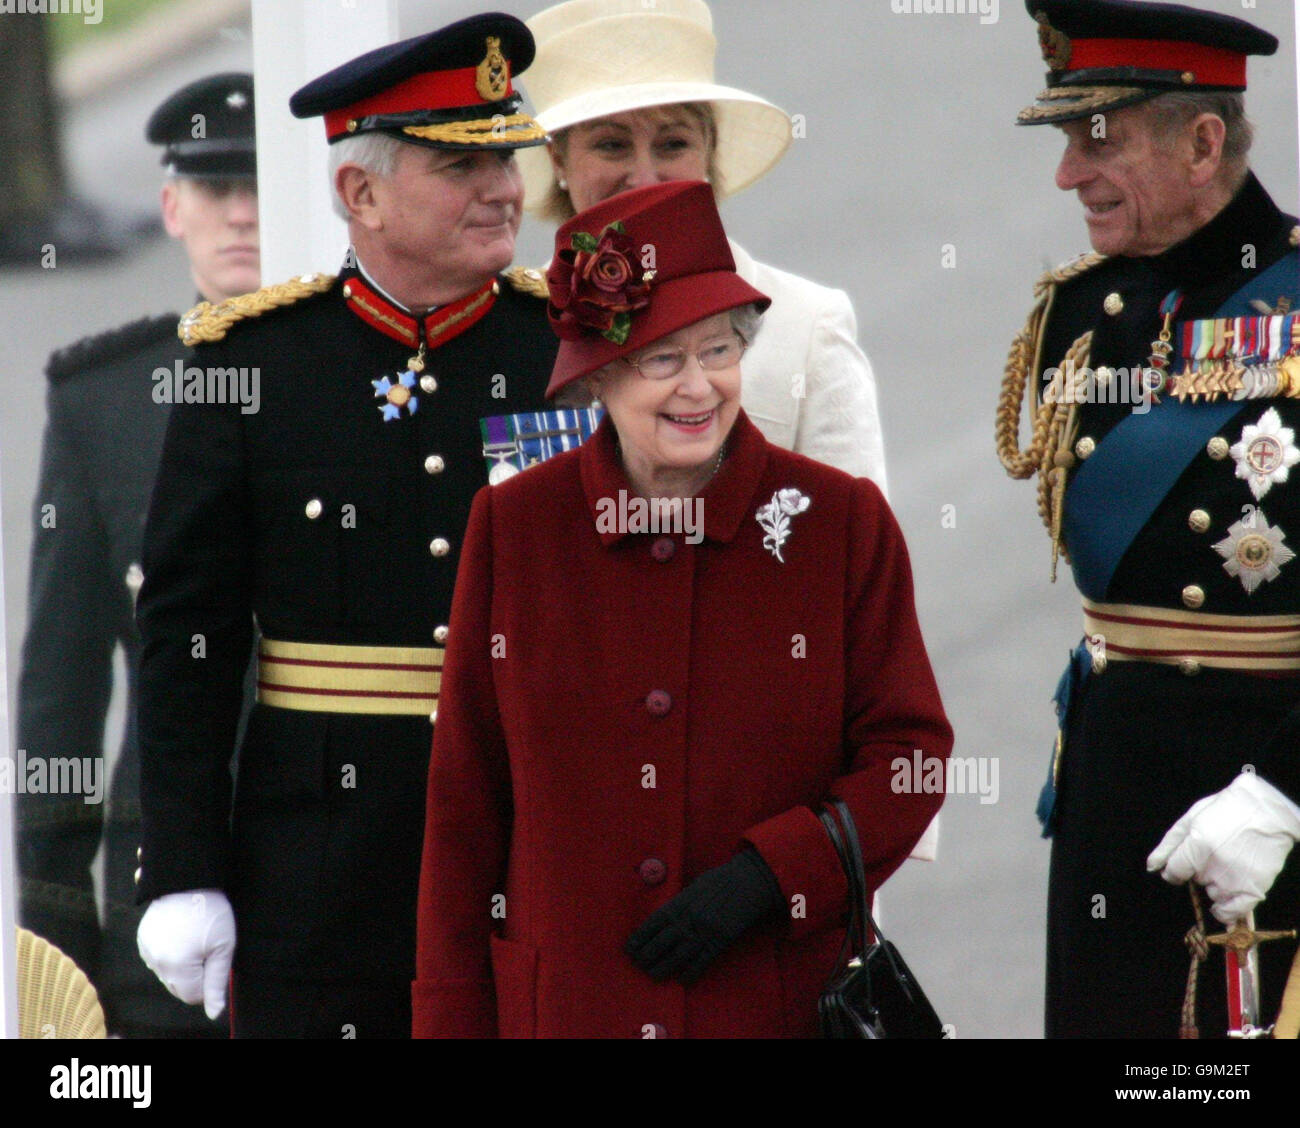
[547,221,653,345]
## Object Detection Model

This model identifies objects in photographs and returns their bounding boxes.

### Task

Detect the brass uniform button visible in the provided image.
[433,625,449,644]
[136,846,142,862]
[1104,292,1124,316]
[1095,366,1114,387]
[305,498,323,520]
[1074,436,1096,460]
[420,374,437,394]
[1181,71,1195,84]
[1179,657,1201,676]
[429,709,437,725]
[342,284,353,298]
[1188,509,1211,534]
[133,867,142,886]
[429,537,451,557]
[1182,584,1206,610]
[1207,436,1230,460]
[424,454,445,475]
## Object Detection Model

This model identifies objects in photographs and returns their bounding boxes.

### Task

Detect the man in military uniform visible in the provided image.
[997,0,1300,1037]
[15,73,259,1038]
[133,15,558,1038]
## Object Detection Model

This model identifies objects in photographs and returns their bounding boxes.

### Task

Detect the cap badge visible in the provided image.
[226,89,249,111]
[476,36,509,102]
[1035,12,1071,71]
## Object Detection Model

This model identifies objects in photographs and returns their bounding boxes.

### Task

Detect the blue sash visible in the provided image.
[1039,248,1298,834]
[1062,250,1298,601]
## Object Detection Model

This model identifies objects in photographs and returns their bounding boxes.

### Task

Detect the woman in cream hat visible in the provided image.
[516,0,889,490]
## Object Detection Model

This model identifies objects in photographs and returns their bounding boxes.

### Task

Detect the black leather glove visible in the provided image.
[625,849,785,985]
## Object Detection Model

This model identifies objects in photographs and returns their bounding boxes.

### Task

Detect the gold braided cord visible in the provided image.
[995,253,1104,576]
[1017,85,1147,124]
[403,114,546,146]
[180,273,336,346]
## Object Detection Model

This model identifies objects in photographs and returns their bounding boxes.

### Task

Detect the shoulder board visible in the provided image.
[1033,251,1108,299]
[46,314,180,383]
[179,273,336,346]
[504,265,550,299]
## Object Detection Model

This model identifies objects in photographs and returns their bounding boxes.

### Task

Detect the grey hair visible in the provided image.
[1143,91,1253,186]
[729,302,764,346]
[327,132,408,220]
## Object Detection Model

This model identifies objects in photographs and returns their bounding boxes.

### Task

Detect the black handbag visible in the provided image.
[817,800,946,1039]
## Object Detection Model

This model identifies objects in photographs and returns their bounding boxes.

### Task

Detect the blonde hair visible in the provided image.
[539,102,722,223]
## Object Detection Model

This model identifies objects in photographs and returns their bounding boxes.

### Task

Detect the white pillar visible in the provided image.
[250,0,400,281]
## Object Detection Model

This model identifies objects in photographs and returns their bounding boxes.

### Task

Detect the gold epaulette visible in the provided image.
[179,272,337,346]
[1033,250,1107,299]
[504,265,550,299]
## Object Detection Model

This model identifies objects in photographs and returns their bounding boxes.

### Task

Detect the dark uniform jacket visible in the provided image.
[17,315,224,1036]
[134,263,557,982]
[1034,172,1300,1037]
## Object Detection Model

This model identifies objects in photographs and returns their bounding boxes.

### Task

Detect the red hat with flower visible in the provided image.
[544,180,770,396]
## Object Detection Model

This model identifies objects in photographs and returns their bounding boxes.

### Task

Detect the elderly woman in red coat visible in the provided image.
[412,180,952,1039]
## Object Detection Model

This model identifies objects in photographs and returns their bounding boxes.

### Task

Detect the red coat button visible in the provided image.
[645,690,672,716]
[638,858,667,885]
[651,537,675,562]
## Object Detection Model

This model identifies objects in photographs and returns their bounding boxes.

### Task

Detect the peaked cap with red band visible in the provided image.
[544,181,770,396]
[1018,0,1278,125]
[289,12,547,151]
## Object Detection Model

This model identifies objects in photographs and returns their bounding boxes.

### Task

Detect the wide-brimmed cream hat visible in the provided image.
[518,0,792,213]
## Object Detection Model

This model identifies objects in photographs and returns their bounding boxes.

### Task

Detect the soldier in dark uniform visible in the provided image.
[15,73,259,1039]
[133,15,559,1038]
[998,0,1300,1037]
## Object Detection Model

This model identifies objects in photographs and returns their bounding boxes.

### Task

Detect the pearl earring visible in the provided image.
[558,176,568,191]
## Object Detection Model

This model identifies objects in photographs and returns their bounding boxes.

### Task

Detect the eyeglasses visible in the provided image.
[622,333,746,381]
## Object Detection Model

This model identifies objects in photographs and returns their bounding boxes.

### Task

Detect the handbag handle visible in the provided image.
[818,799,898,964]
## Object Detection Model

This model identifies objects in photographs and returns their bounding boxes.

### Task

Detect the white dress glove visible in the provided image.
[137,889,236,1020]
[1148,772,1300,926]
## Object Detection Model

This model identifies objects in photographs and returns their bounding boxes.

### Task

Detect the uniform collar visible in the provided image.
[339,254,500,349]
[1145,172,1288,287]
[580,408,771,547]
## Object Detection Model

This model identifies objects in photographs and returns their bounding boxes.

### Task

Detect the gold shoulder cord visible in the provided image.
[995,253,1105,579]
[504,265,550,299]
[179,273,337,346]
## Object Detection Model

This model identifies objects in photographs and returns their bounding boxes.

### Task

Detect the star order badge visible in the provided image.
[1213,512,1296,594]
[1230,407,1300,500]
